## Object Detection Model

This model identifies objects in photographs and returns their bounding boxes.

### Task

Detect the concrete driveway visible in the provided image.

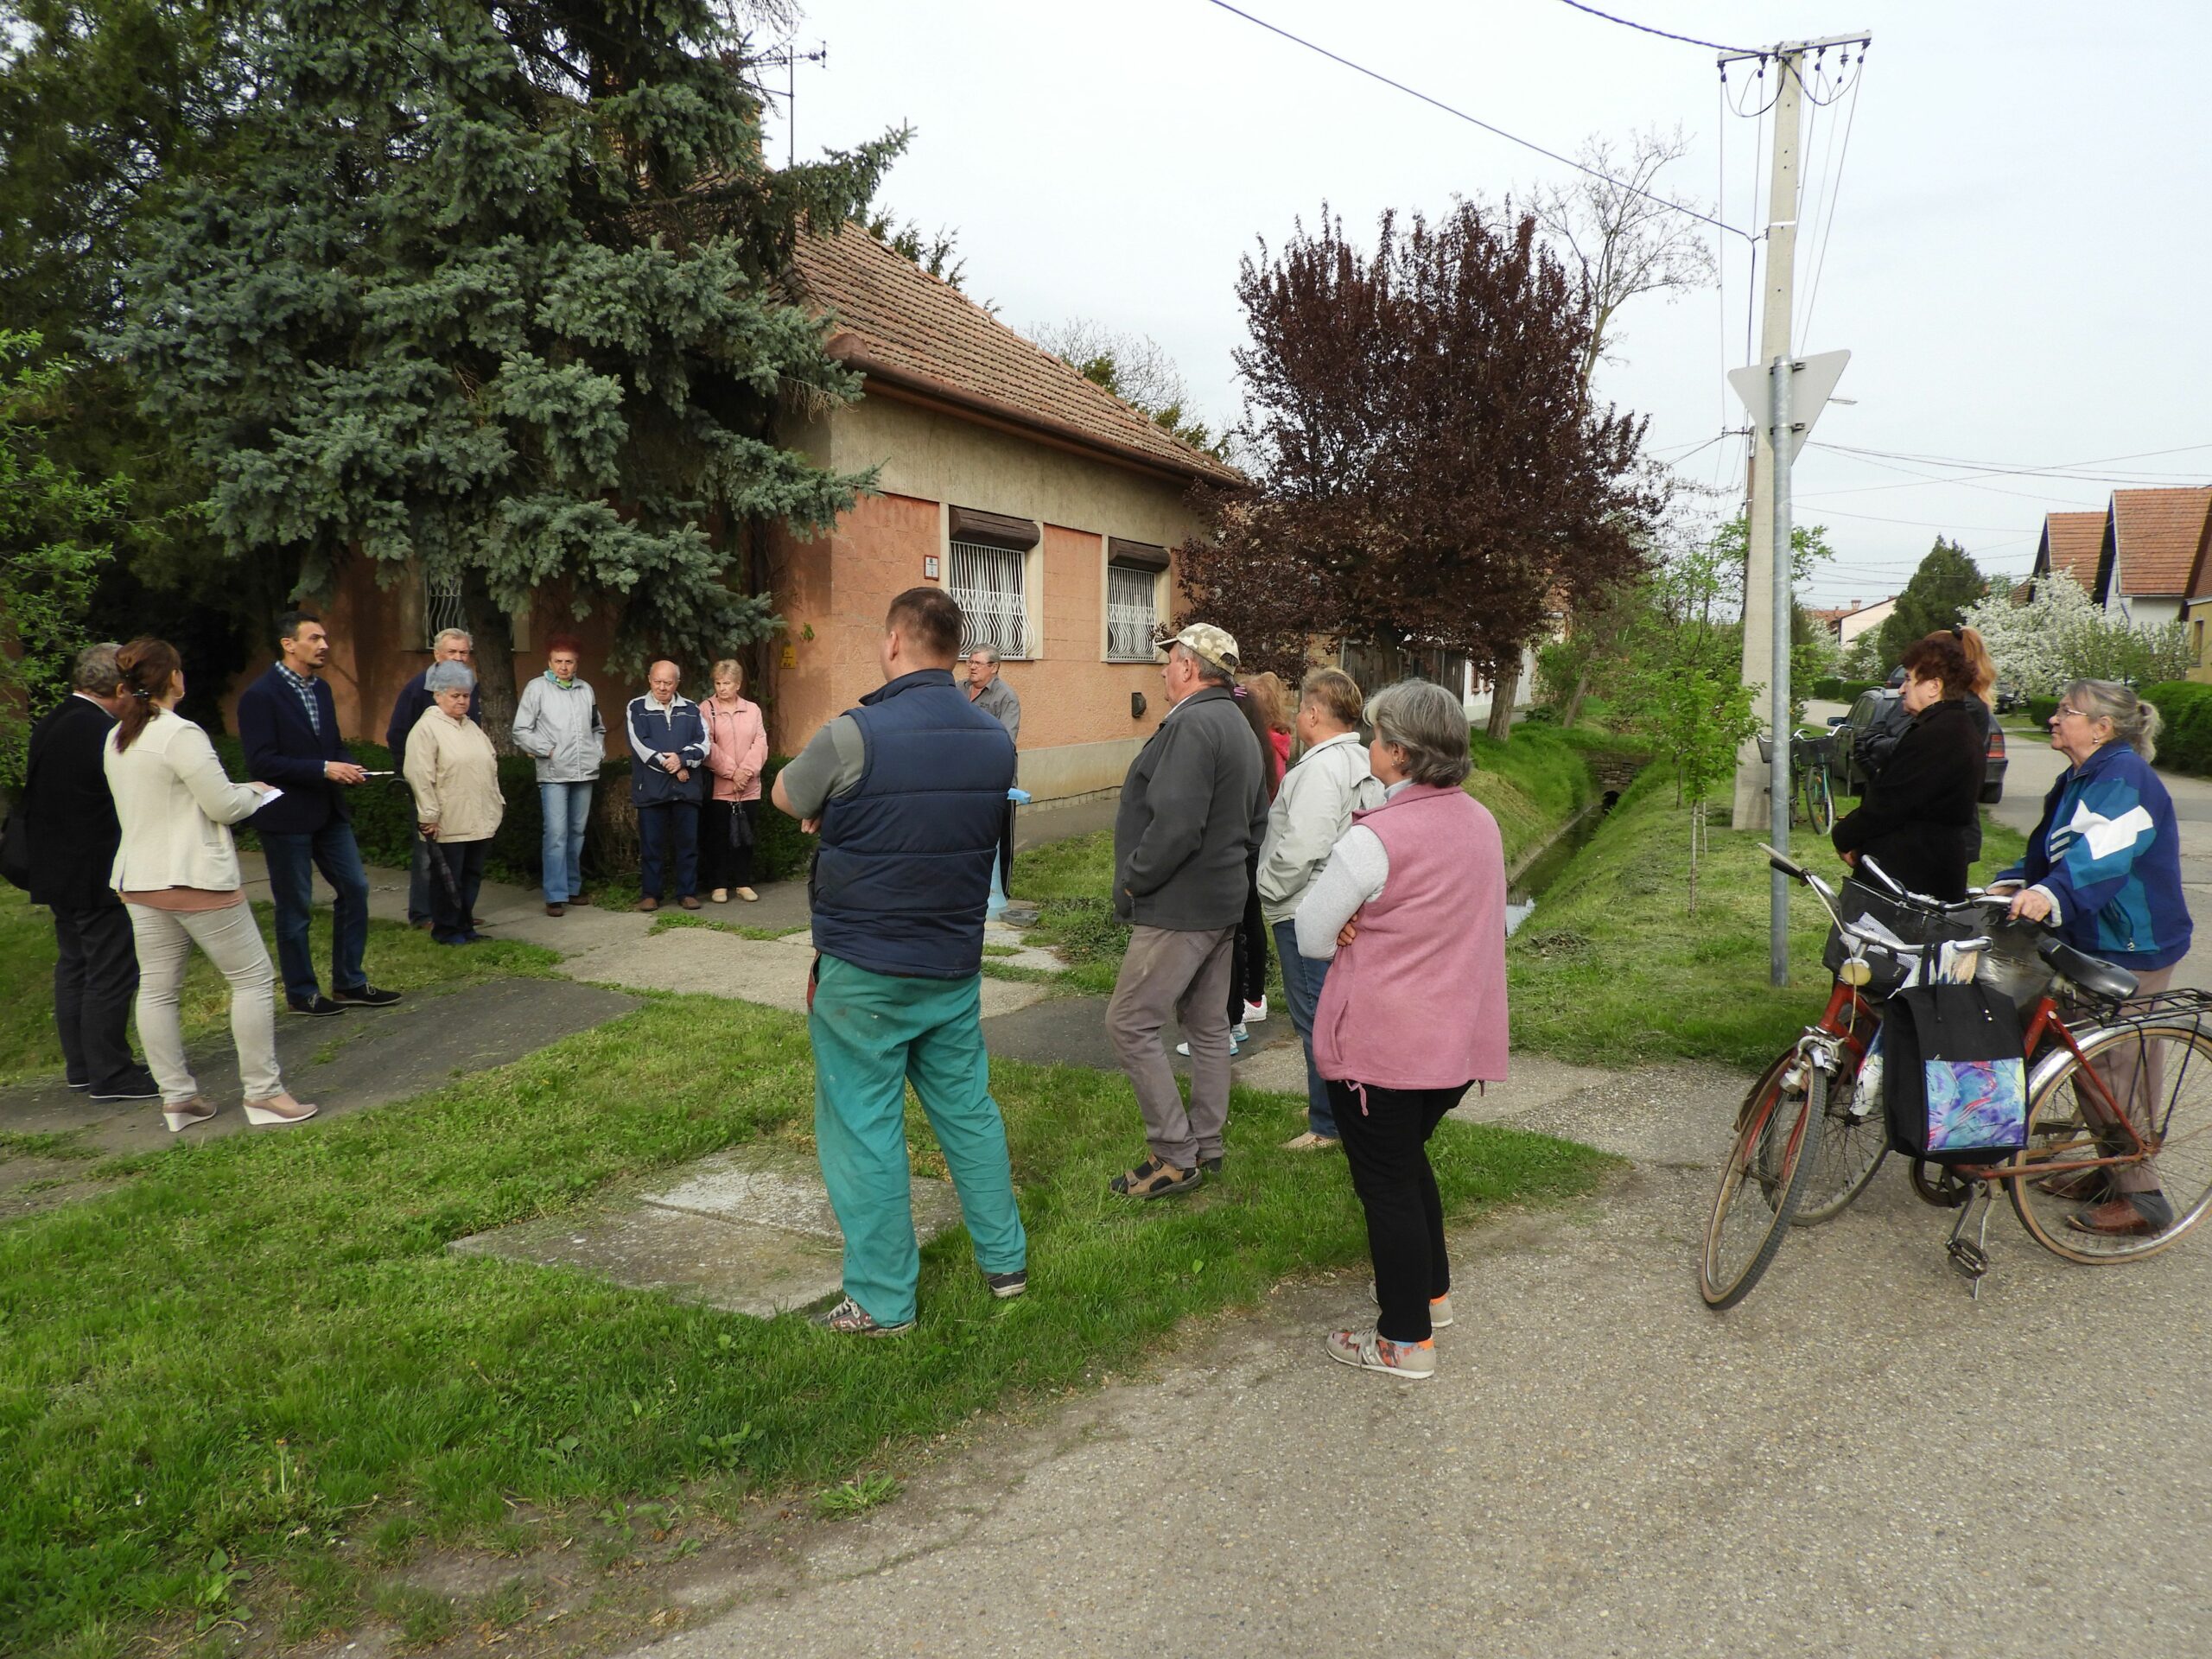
[631,1058,2212,1659]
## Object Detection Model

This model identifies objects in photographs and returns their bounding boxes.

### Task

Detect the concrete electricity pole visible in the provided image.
[1723,33,1870,986]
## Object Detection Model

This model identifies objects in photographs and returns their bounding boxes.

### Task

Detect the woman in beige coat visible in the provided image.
[103,638,315,1131]
[404,661,505,944]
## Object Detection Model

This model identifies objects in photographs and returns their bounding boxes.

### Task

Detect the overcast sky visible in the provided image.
[760,0,2212,608]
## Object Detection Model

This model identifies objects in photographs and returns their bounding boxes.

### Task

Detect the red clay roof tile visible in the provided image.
[790,230,1240,486]
[2038,511,2106,592]
[2110,487,2212,597]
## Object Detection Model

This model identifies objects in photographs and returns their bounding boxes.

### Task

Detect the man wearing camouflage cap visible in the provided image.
[1105,623,1271,1198]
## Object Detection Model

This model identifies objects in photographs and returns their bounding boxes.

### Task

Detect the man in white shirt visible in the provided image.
[1255,668,1383,1149]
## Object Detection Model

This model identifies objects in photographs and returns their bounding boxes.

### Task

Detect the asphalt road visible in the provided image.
[630,1060,2212,1659]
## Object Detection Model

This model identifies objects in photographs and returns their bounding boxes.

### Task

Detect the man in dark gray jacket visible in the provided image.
[1106,623,1269,1198]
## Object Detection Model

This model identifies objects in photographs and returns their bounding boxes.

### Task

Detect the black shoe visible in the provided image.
[332,984,402,1009]
[1199,1154,1224,1176]
[65,1076,90,1092]
[89,1074,162,1103]
[983,1268,1027,1300]
[288,995,346,1017]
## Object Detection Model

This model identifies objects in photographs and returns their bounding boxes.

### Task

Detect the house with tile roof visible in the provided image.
[2098,487,2210,629]
[2031,510,2108,601]
[229,228,1236,806]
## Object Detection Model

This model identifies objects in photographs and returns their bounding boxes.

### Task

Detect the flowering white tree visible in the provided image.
[1964,571,2193,693]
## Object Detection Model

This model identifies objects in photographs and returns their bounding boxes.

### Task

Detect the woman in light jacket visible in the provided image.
[1294,680,1508,1382]
[404,661,505,945]
[698,658,768,903]
[103,638,315,1132]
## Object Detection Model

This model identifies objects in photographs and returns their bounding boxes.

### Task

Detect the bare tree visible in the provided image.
[1029,318,1224,457]
[1529,126,1717,391]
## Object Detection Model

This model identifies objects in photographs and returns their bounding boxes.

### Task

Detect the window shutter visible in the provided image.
[947,507,1040,551]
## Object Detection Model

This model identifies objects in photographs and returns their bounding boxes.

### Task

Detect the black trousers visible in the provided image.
[52,904,143,1091]
[698,798,758,892]
[428,840,487,943]
[997,801,1016,898]
[1226,879,1269,1023]
[1327,1078,1471,1343]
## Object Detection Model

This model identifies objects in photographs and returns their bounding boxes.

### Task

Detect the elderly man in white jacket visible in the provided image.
[1255,667,1384,1149]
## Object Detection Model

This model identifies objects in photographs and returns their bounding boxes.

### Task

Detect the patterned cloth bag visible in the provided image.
[1882,980,2029,1162]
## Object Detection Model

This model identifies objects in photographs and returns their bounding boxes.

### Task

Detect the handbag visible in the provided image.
[0,802,29,893]
[1883,982,2029,1162]
[728,800,755,850]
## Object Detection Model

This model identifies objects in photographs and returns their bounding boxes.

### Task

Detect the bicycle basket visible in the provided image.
[1821,880,1980,1000]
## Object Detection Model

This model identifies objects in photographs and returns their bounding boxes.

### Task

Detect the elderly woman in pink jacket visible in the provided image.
[699,658,770,902]
[1294,679,1508,1382]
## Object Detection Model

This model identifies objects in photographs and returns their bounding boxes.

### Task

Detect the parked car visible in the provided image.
[1833,687,2007,804]
[1993,681,2025,715]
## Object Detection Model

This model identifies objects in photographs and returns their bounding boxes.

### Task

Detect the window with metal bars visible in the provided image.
[947,540,1032,658]
[423,571,467,650]
[1107,565,1159,660]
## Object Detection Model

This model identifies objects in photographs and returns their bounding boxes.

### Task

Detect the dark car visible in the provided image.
[1834,688,2006,804]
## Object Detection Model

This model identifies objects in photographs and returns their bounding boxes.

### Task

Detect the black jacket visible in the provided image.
[1831,697,1985,900]
[385,667,480,757]
[236,665,354,836]
[23,695,124,911]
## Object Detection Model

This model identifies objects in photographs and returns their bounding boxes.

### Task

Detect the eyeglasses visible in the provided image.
[2054,705,2088,721]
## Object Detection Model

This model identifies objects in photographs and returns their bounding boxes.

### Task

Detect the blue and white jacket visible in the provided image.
[1997,741,2191,970]
[625,693,709,807]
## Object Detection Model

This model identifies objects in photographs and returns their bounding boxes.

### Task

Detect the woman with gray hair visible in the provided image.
[403,660,505,944]
[1294,678,1509,1381]
[1993,678,2193,1237]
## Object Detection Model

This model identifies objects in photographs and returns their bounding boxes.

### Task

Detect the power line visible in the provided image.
[1798,50,1861,343]
[1198,0,1755,241]
[1808,439,2212,485]
[1548,0,1753,54]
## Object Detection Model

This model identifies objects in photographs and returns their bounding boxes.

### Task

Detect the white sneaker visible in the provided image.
[1175,1035,1242,1058]
[1243,997,1268,1022]
[1230,1022,1249,1043]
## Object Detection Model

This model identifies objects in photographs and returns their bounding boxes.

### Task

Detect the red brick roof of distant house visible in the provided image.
[2035,510,2107,594]
[1805,604,1854,633]
[788,229,1242,486]
[2107,486,2212,598]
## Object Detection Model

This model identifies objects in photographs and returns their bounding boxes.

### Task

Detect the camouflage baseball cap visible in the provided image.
[1154,622,1241,677]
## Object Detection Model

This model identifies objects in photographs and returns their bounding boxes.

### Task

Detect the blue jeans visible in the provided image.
[637,800,698,899]
[538,781,594,903]
[1272,920,1336,1138]
[260,821,371,1004]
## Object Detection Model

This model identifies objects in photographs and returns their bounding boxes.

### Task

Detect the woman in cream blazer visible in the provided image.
[103,638,315,1132]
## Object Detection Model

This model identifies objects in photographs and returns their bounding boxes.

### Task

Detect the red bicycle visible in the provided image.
[1700,849,2212,1308]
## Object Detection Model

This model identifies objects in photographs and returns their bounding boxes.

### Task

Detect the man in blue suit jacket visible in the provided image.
[235,611,402,1017]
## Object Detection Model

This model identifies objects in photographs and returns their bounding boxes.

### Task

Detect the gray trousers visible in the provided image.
[1107,923,1237,1168]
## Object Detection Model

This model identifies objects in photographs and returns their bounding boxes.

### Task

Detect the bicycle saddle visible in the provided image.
[2036,936,2139,1002]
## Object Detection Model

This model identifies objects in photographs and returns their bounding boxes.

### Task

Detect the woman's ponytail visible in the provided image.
[111,638,181,753]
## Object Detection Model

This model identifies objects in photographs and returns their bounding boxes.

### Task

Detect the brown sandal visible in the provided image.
[1109,1156,1199,1199]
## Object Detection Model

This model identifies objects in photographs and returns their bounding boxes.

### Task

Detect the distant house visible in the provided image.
[2031,510,2107,599]
[221,229,1239,804]
[1835,596,1896,649]
[1806,601,1860,639]
[2098,487,2210,629]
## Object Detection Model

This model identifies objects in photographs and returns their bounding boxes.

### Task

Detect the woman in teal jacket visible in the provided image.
[1994,679,2191,1238]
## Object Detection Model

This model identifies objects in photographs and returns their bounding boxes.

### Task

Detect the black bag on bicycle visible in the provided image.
[1882,982,2029,1162]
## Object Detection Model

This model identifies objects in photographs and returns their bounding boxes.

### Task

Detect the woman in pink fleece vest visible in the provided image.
[1294,680,1508,1382]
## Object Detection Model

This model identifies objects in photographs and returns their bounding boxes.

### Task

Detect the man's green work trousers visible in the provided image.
[810,952,1027,1327]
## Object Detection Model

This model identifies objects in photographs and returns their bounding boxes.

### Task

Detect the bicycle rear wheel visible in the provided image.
[2008,1018,2212,1264]
[1793,1053,1889,1224]
[1700,1053,1822,1307]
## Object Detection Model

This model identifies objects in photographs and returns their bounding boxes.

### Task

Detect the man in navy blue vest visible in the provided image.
[772,587,1027,1337]
[236,611,401,1017]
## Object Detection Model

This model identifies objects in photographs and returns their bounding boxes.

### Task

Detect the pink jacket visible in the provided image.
[702,696,767,803]
[1313,785,1509,1090]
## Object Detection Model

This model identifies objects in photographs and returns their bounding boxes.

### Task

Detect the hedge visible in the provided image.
[1810,677,1883,703]
[2145,681,2212,776]
[209,736,816,886]
[2024,696,2060,728]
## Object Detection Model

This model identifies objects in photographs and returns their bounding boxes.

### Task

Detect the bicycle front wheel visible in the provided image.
[1793,1057,1889,1225]
[1700,1054,1821,1307]
[2008,1018,2212,1264]
[1804,767,1837,836]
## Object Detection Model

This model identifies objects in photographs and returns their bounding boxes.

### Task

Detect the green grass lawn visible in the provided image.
[0,993,1608,1653]
[0,888,558,1085]
[1507,769,2031,1070]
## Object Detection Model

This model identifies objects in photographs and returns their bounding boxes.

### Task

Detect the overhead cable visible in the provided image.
[1198,0,1754,242]
[1548,0,1754,54]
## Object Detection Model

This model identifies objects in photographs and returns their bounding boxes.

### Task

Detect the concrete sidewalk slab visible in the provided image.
[448,1142,964,1318]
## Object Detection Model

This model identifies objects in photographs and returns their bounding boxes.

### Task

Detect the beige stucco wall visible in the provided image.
[766,394,1209,799]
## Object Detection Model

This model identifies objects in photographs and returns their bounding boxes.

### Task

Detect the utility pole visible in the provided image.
[1722,32,1870,985]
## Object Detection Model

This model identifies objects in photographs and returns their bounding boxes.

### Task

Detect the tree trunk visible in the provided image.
[1560,664,1592,729]
[461,574,519,754]
[1485,655,1520,743]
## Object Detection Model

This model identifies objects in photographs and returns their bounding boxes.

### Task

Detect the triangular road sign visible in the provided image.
[1728,349,1851,460]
